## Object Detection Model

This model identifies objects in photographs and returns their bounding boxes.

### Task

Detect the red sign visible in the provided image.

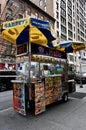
[0,63,16,71]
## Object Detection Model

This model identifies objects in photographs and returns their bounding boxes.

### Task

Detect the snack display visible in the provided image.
[35,82,45,115]
[13,83,26,116]
[30,82,45,115]
[45,76,62,105]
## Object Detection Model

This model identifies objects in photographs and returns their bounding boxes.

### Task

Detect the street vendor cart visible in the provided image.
[1,18,77,116]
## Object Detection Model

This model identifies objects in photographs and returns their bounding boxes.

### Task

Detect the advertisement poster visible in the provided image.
[35,82,45,115]
[13,83,26,116]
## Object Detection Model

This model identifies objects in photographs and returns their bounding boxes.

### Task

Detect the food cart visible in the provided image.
[1,18,75,116]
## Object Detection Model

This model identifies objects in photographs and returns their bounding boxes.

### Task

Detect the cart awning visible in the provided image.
[1,19,55,47]
[56,40,85,53]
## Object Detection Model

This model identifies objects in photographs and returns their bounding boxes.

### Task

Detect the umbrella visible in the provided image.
[56,40,85,53]
[1,19,55,47]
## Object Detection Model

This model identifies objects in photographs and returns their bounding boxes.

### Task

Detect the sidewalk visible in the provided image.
[76,83,86,93]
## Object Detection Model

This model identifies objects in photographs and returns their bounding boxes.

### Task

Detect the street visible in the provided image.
[0,84,86,130]
[0,90,13,111]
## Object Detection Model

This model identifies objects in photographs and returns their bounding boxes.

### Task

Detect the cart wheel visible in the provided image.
[62,93,68,102]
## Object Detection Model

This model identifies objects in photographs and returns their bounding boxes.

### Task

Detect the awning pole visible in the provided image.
[27,25,31,83]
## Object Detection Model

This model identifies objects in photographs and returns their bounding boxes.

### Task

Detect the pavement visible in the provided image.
[76,83,86,93]
[1,84,86,130]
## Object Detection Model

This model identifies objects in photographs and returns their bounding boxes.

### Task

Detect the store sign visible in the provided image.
[17,43,27,55]
[0,63,16,71]
[2,18,30,29]
[30,18,50,29]
[31,43,66,59]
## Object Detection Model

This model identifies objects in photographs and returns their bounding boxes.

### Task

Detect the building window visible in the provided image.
[44,0,47,3]
[18,14,23,19]
[56,12,59,19]
[68,30,72,37]
[74,26,75,31]
[61,34,67,40]
[44,5,47,12]
[61,16,66,25]
[52,23,54,29]
[57,21,59,28]
[61,8,66,17]
[39,0,42,6]
[56,2,58,10]
[68,23,72,30]
[57,31,59,37]
[5,8,13,20]
[35,13,38,19]
[61,25,66,34]
[19,2,25,11]
[68,15,72,23]
[27,8,31,15]
[69,55,74,62]
[41,16,44,20]
[61,0,66,9]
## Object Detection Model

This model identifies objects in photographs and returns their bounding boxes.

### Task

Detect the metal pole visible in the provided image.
[80,52,83,88]
[28,25,31,83]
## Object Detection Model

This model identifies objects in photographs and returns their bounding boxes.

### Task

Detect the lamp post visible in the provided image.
[80,51,83,88]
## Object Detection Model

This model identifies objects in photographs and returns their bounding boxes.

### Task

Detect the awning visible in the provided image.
[58,40,85,53]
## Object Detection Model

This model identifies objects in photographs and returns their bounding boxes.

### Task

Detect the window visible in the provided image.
[68,15,72,23]
[57,31,59,37]
[68,23,72,30]
[68,30,72,37]
[56,12,59,19]
[6,8,12,15]
[44,6,47,12]
[74,26,75,31]
[39,0,42,6]
[44,0,47,3]
[19,2,24,11]
[56,2,58,10]
[6,8,13,20]
[61,8,66,17]
[27,8,31,15]
[61,0,66,9]
[41,16,44,20]
[69,55,74,62]
[35,13,38,19]
[57,22,59,28]
[61,25,66,33]
[68,7,72,15]
[18,14,23,19]
[61,16,66,25]
[61,34,67,40]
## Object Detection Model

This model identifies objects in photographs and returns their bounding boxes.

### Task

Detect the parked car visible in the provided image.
[75,72,86,84]
[0,84,7,92]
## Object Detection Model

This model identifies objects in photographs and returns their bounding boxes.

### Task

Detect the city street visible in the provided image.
[0,84,86,130]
